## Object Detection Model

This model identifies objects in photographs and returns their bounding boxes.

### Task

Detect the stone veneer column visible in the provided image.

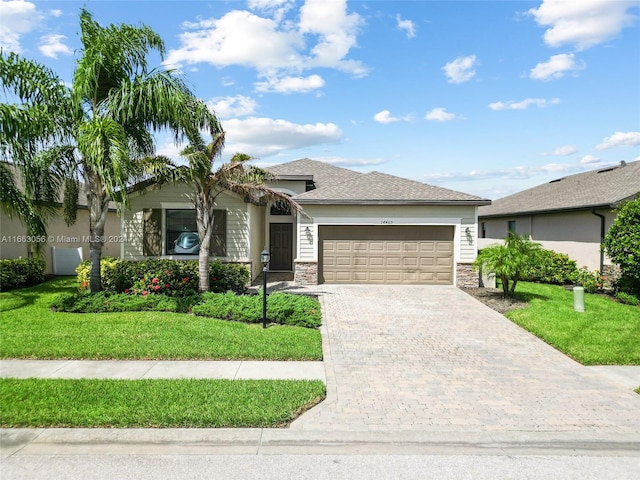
[294,261,318,285]
[456,263,479,288]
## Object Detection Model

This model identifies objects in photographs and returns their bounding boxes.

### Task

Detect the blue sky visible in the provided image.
[2,0,639,199]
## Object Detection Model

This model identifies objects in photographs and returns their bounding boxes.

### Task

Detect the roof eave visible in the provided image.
[479,203,618,218]
[297,199,491,206]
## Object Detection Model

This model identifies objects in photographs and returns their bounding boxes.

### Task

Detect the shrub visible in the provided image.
[0,257,46,291]
[50,291,201,313]
[192,292,321,328]
[523,249,577,285]
[75,259,249,295]
[615,291,640,306]
[603,197,640,295]
[571,267,601,293]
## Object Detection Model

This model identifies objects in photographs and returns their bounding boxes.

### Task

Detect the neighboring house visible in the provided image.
[121,158,490,287]
[478,160,640,273]
[0,173,120,275]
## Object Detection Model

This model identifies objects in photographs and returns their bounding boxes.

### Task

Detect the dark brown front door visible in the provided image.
[269,223,293,271]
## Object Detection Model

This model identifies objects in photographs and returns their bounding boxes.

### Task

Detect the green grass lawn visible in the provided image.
[0,378,325,428]
[0,277,322,360]
[506,282,640,365]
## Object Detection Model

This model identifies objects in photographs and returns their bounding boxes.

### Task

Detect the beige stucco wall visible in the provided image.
[121,183,252,263]
[295,204,479,264]
[0,208,120,274]
[479,209,616,271]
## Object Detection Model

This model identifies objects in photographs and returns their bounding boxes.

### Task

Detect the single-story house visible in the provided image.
[478,160,640,274]
[0,167,120,275]
[121,158,490,287]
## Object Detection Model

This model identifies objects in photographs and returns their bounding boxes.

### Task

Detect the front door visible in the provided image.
[269,223,293,271]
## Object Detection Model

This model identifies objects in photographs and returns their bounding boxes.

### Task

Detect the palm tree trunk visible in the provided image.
[196,196,214,293]
[85,173,109,292]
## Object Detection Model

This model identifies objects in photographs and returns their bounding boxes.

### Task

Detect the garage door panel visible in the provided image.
[320,225,454,285]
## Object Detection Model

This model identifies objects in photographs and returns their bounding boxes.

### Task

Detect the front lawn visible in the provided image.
[506,282,640,365]
[0,378,325,428]
[0,278,322,360]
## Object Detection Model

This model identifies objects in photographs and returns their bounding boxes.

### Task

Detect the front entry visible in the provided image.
[269,223,293,271]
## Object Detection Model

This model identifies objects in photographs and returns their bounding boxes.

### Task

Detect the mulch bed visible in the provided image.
[460,287,528,314]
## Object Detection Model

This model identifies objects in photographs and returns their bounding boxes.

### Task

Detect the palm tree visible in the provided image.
[176,131,300,292]
[0,9,219,291]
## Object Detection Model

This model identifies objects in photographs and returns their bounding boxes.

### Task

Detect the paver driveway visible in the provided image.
[291,285,640,434]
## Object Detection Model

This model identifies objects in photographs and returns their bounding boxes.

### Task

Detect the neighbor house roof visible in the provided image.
[479,161,640,218]
[269,159,490,205]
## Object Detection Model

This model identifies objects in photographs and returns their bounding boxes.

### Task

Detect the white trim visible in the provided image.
[311,216,462,225]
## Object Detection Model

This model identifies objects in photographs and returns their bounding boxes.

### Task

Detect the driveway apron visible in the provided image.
[291,285,640,434]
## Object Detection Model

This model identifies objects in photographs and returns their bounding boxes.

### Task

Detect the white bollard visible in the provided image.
[573,286,585,312]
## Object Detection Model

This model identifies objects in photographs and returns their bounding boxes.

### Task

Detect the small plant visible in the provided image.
[571,267,601,293]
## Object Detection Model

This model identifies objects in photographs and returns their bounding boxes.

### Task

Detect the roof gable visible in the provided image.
[479,161,640,217]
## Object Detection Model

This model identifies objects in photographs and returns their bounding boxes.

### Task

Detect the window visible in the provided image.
[481,222,486,239]
[270,201,292,216]
[508,220,516,234]
[164,209,226,256]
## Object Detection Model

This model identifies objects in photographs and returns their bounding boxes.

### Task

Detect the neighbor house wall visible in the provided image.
[0,209,120,275]
[479,209,617,271]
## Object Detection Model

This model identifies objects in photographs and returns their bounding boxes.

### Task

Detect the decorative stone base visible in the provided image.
[294,261,318,285]
[601,264,622,290]
[456,263,479,288]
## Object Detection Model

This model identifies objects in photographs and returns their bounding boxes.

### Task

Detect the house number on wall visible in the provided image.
[381,220,393,224]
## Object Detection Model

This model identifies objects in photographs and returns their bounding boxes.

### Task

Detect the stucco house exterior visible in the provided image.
[121,158,490,287]
[478,160,640,274]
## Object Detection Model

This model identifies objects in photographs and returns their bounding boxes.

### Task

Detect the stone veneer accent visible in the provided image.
[601,264,622,291]
[456,263,479,288]
[294,261,318,285]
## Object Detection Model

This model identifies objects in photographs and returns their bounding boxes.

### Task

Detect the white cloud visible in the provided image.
[255,74,325,93]
[373,110,414,124]
[396,15,416,38]
[0,0,43,53]
[489,98,560,110]
[223,117,343,157]
[374,110,399,124]
[423,162,586,184]
[580,155,600,164]
[543,145,578,156]
[208,95,258,119]
[596,131,640,150]
[38,33,72,58]
[303,156,385,167]
[165,1,366,88]
[49,8,62,17]
[425,107,457,122]
[527,0,639,50]
[530,53,583,80]
[299,0,365,75]
[442,55,477,84]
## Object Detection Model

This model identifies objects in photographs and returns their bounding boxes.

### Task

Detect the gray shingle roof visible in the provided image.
[268,158,363,189]
[479,161,640,217]
[268,158,489,204]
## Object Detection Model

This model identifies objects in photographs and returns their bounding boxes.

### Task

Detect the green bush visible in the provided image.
[603,197,640,295]
[523,249,577,285]
[50,291,201,313]
[192,292,321,328]
[75,259,249,295]
[615,291,640,306]
[0,257,46,291]
[571,267,602,293]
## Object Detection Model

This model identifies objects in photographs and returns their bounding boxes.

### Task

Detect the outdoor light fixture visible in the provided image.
[261,249,270,328]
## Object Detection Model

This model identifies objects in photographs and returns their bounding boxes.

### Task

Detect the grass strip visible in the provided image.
[506,282,640,365]
[0,378,325,428]
[0,278,322,360]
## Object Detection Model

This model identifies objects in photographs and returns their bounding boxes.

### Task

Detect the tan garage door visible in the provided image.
[320,225,454,285]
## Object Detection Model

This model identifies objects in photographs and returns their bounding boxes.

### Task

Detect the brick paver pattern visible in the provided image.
[291,285,640,434]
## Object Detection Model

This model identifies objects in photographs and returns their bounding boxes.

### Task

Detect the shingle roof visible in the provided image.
[479,161,640,217]
[292,169,490,205]
[268,158,363,189]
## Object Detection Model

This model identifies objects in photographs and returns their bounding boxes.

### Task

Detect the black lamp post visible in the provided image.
[261,249,270,329]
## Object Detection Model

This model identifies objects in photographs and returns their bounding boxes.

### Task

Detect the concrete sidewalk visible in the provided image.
[0,359,325,381]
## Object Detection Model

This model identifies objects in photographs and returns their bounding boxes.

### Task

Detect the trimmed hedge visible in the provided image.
[192,292,322,328]
[0,257,46,291]
[76,258,249,295]
[50,291,200,313]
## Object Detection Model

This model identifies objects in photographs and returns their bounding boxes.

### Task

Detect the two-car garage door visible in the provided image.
[320,225,454,285]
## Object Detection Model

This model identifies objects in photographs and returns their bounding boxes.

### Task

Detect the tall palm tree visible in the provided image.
[0,9,219,291]
[177,131,300,292]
